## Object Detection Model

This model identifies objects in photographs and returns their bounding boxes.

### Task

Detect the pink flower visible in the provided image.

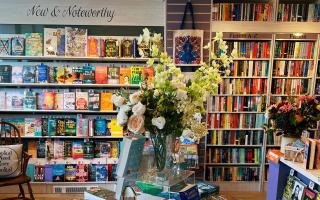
[127,115,145,134]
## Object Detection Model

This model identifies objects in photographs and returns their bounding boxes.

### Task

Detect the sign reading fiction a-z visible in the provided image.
[0,0,165,26]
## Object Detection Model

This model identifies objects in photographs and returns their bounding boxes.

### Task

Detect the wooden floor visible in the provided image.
[0,192,266,200]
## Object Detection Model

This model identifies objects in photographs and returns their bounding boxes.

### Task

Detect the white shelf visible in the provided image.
[206,144,262,147]
[208,111,264,114]
[0,55,156,62]
[272,76,312,79]
[222,76,269,79]
[0,110,118,114]
[273,58,314,61]
[0,83,140,88]
[205,163,260,166]
[280,158,320,185]
[22,136,123,139]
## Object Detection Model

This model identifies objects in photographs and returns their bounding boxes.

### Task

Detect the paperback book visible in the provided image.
[72,141,84,159]
[23,90,36,110]
[0,65,12,83]
[11,66,23,83]
[0,37,11,56]
[25,33,43,56]
[83,66,96,84]
[63,92,76,110]
[130,66,143,84]
[57,28,65,56]
[76,91,89,110]
[105,39,119,57]
[22,65,36,83]
[65,27,87,57]
[76,164,88,182]
[107,67,120,84]
[11,36,25,56]
[119,67,131,84]
[54,140,64,159]
[95,66,108,84]
[65,164,77,182]
[65,118,77,136]
[52,164,65,182]
[87,36,100,57]
[44,28,58,56]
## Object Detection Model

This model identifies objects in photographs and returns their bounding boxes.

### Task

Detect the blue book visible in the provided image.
[45,164,53,182]
[37,64,48,83]
[26,164,35,181]
[22,65,35,83]
[52,164,65,182]
[96,164,107,181]
[179,185,200,200]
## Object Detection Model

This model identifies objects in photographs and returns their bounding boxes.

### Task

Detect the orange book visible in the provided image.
[100,92,113,111]
[87,36,99,57]
[95,66,108,84]
[119,67,131,84]
[143,66,154,82]
[28,141,37,158]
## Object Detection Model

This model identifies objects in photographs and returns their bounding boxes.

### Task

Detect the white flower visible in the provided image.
[111,94,125,107]
[152,116,166,130]
[193,113,202,122]
[225,69,231,76]
[231,48,238,58]
[151,44,159,57]
[152,33,162,43]
[138,48,145,57]
[182,129,194,138]
[172,81,185,89]
[203,42,211,49]
[132,102,146,116]
[117,111,128,126]
[154,89,160,97]
[148,83,155,89]
[176,89,188,101]
[119,104,131,113]
[128,115,145,134]
[129,91,142,104]
[137,35,143,45]
[147,58,154,66]
[142,28,150,43]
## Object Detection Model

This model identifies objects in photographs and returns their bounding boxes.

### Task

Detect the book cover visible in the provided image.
[143,66,154,83]
[48,67,56,83]
[65,27,87,57]
[65,164,77,182]
[63,92,76,110]
[290,178,306,200]
[6,91,24,110]
[179,184,200,200]
[36,64,48,83]
[304,188,317,200]
[83,66,96,84]
[100,92,113,111]
[48,118,57,136]
[27,164,35,182]
[22,65,36,83]
[64,66,75,84]
[52,164,65,182]
[107,67,120,84]
[28,141,37,158]
[76,91,89,110]
[110,141,119,158]
[314,140,320,169]
[109,119,123,137]
[56,118,65,136]
[0,37,11,56]
[88,90,100,111]
[121,39,133,57]
[0,92,5,109]
[41,117,48,136]
[24,118,37,136]
[84,140,94,159]
[11,36,25,56]
[37,140,46,158]
[95,164,107,181]
[46,139,54,159]
[305,138,311,169]
[130,66,143,84]
[65,118,77,136]
[72,66,83,84]
[105,39,119,57]
[33,117,42,136]
[94,118,107,136]
[87,36,100,57]
[119,67,131,84]
[100,38,106,57]
[94,141,111,158]
[57,28,65,56]
[44,28,57,56]
[11,66,23,83]
[23,90,36,110]
[55,92,64,110]
[72,141,84,159]
[76,115,88,137]
[95,66,108,84]
[25,33,43,56]
[34,165,45,182]
[64,141,72,158]
[76,164,88,182]
[55,66,65,83]
[44,164,53,182]
[0,65,12,83]
[88,164,96,181]
[54,140,64,159]
[40,90,55,110]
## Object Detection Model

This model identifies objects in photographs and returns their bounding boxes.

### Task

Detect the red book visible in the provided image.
[95,66,108,84]
[143,66,154,83]
[307,42,313,59]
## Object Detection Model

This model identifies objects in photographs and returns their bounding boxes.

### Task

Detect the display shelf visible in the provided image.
[21,136,123,139]
[272,77,313,79]
[275,39,318,42]
[0,55,157,62]
[213,58,270,61]
[0,110,118,114]
[273,58,314,61]
[205,163,261,166]
[208,111,265,114]
[208,128,264,131]
[223,38,272,41]
[30,181,115,184]
[221,76,269,79]
[0,83,140,88]
[215,94,267,97]
[30,157,118,165]
[206,144,262,148]
[270,94,305,97]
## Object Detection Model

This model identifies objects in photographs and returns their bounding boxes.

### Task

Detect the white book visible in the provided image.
[63,92,75,110]
[248,61,253,77]
[44,28,58,56]
[0,92,5,109]
[309,139,317,169]
[11,66,23,83]
[280,61,285,76]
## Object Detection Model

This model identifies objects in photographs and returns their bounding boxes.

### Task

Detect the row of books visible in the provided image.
[207,130,264,146]
[277,3,320,22]
[212,3,273,21]
[271,79,310,95]
[27,163,116,182]
[0,65,151,85]
[305,138,320,170]
[274,41,314,59]
[0,90,115,111]
[266,132,281,146]
[207,148,261,164]
[25,139,120,159]
[0,27,161,57]
[208,96,266,112]
[206,167,260,182]
[273,61,313,77]
[207,113,265,129]
[1,116,122,137]
[282,175,320,200]
[228,61,269,77]
[225,41,271,58]
[218,79,268,95]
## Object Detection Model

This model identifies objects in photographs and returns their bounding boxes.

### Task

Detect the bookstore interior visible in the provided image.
[5,0,320,200]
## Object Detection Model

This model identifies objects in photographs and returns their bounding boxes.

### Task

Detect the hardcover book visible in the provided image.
[121,39,133,57]
[41,117,48,136]
[65,118,77,136]
[95,164,107,181]
[84,140,94,159]
[28,141,37,158]
[57,28,65,56]
[88,90,100,111]
[63,92,76,110]
[143,66,154,83]
[48,67,56,83]
[9,118,25,137]
[56,118,65,136]
[23,90,36,110]
[65,164,77,182]
[54,140,64,159]
[107,67,120,84]
[44,164,53,182]
[54,92,64,110]
[48,118,57,136]
[52,164,65,182]
[55,66,65,83]
[6,91,24,110]
[76,115,88,137]
[76,164,88,182]
[11,66,23,83]
[27,164,35,182]
[64,66,75,84]
[25,33,43,56]
[88,164,96,181]
[64,141,72,158]
[105,39,119,57]
[44,28,57,56]
[46,139,54,159]
[100,92,113,111]
[34,165,45,182]
[87,36,100,57]
[130,66,143,84]
[82,66,96,84]
[95,66,108,84]
[0,65,12,83]
[37,140,46,158]
[94,118,107,136]
[108,164,117,181]
[76,91,89,110]
[100,38,106,57]
[24,118,36,136]
[40,90,55,110]
[119,67,131,84]
[72,66,83,83]
[0,37,11,56]
[11,36,25,56]
[94,141,111,158]
[72,141,84,159]
[37,64,48,83]
[65,27,87,57]
[22,65,36,83]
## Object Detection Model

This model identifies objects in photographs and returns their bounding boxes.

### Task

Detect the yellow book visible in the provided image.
[212,130,216,145]
[294,42,300,58]
[227,96,232,112]
[254,149,258,163]
[108,119,123,137]
[100,92,113,111]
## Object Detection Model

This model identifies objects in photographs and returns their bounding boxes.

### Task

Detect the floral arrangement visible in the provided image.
[137,28,162,58]
[266,96,320,138]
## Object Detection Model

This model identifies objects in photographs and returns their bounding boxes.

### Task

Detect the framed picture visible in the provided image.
[173,29,203,66]
[290,178,306,200]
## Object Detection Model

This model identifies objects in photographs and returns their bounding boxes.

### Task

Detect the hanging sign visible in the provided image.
[0,0,165,26]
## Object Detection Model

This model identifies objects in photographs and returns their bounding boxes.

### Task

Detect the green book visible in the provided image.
[25,33,43,56]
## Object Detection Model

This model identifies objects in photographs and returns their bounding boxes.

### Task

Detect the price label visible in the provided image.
[309,181,315,190]
[290,169,295,176]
